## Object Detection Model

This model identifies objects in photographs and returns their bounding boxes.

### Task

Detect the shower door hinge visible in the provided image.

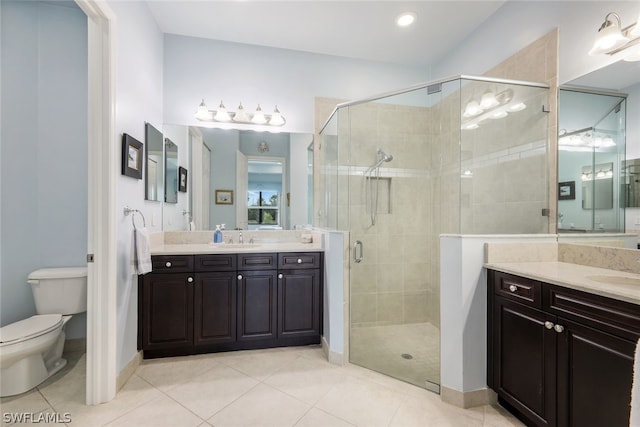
[541,209,550,217]
[87,254,95,263]
[542,105,551,113]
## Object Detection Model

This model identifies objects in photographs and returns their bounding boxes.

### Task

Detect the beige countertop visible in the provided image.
[151,242,323,255]
[485,261,640,305]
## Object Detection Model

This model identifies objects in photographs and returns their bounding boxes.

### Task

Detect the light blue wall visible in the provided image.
[162,34,431,133]
[0,1,88,338]
[108,0,165,372]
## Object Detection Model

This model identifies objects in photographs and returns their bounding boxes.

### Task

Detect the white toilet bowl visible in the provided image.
[0,267,86,397]
[0,315,71,397]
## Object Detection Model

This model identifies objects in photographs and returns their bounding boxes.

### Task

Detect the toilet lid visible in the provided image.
[0,314,63,345]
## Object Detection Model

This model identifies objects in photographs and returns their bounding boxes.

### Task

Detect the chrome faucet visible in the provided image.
[239,232,243,244]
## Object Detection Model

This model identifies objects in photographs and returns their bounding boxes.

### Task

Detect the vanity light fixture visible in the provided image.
[195,100,286,126]
[589,11,640,62]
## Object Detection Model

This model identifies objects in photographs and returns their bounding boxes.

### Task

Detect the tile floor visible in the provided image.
[1,346,524,426]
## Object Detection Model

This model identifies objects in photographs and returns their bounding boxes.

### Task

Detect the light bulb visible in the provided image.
[214,101,231,122]
[233,103,250,122]
[269,106,285,126]
[463,100,483,118]
[480,90,499,109]
[195,99,212,121]
[252,104,267,124]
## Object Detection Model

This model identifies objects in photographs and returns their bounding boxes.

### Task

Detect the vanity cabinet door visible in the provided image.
[194,272,236,347]
[237,270,278,342]
[493,296,557,427]
[141,272,194,352]
[556,318,635,427]
[277,269,321,341]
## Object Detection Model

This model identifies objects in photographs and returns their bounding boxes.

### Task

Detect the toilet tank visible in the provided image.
[28,267,88,315]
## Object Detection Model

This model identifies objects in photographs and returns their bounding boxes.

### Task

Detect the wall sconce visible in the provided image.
[195,100,286,126]
[589,11,640,62]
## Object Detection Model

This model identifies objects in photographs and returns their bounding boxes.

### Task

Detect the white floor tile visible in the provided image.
[293,408,355,427]
[104,394,203,427]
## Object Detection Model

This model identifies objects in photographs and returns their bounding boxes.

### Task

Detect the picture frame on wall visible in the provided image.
[558,181,575,200]
[178,167,187,192]
[122,133,143,179]
[215,189,234,205]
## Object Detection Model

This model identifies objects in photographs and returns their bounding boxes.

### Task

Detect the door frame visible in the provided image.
[75,0,117,405]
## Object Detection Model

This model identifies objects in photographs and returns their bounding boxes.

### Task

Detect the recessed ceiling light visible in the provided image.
[396,12,416,28]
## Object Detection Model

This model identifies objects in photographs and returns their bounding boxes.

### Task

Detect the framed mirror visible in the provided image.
[164,138,178,204]
[145,123,164,202]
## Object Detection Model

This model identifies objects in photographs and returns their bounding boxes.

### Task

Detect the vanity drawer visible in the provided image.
[493,271,541,308]
[151,255,194,273]
[238,253,277,270]
[544,284,640,341]
[195,254,237,272]
[278,252,321,270]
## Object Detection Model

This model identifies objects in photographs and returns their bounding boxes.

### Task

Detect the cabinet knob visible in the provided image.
[554,324,565,333]
[297,258,303,264]
[544,321,554,329]
[187,277,193,283]
[237,274,243,280]
[278,273,283,279]
[165,261,172,268]
[508,284,517,292]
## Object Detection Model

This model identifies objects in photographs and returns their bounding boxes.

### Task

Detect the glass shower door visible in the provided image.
[347,85,444,391]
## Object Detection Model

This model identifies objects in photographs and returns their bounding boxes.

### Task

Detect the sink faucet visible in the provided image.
[239,232,243,244]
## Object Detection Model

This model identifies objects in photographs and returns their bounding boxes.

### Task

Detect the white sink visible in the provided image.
[211,243,261,249]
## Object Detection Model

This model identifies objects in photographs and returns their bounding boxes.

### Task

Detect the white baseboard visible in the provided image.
[321,336,344,366]
[116,351,142,392]
[440,386,497,408]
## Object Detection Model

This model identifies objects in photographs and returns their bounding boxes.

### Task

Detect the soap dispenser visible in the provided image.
[213,225,223,244]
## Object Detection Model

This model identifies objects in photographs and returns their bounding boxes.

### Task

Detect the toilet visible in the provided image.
[0,267,87,397]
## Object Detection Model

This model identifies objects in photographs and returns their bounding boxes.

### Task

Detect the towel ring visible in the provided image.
[124,207,146,230]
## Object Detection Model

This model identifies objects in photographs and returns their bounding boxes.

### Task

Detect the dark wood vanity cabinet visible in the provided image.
[487,270,640,427]
[139,251,322,358]
[277,253,322,341]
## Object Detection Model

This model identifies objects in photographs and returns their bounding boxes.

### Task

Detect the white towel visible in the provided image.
[630,339,640,426]
[134,227,152,275]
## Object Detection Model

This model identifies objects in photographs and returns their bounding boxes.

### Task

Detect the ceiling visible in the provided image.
[146,1,507,68]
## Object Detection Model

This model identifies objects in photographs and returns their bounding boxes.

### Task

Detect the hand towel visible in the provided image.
[134,227,152,275]
[630,338,640,426]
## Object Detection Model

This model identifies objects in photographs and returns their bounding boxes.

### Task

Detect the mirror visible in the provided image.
[623,158,640,207]
[557,60,638,233]
[145,123,164,201]
[166,124,313,231]
[164,138,178,204]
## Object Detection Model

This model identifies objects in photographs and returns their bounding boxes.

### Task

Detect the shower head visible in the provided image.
[377,149,393,163]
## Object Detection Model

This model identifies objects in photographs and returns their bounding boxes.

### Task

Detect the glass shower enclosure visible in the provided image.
[318,76,550,391]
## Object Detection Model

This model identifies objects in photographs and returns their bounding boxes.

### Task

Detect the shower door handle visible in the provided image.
[353,240,364,263]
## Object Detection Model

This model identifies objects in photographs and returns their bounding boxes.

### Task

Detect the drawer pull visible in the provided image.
[237,274,243,280]
[297,258,303,264]
[545,321,554,329]
[278,273,283,279]
[508,284,517,292]
[187,277,193,283]
[554,324,565,333]
[165,261,172,268]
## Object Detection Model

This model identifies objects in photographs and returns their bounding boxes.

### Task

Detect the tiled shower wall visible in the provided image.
[314,29,558,330]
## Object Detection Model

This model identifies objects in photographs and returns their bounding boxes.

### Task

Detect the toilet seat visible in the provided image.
[0,314,63,346]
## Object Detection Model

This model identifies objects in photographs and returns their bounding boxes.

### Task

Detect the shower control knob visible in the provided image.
[165,261,172,268]
[509,284,517,292]
[545,321,554,329]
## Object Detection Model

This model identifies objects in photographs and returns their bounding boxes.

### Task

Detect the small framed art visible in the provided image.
[215,189,234,205]
[179,167,188,192]
[122,133,143,179]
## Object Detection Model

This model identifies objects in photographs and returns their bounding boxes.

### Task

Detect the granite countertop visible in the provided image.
[485,261,640,305]
[151,241,323,255]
